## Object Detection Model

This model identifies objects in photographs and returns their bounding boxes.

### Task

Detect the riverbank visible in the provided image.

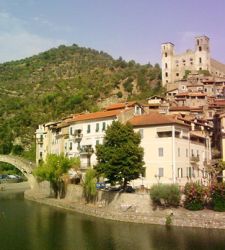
[0,181,30,192]
[25,184,225,230]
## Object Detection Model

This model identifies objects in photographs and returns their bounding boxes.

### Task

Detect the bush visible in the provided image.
[83,169,97,202]
[150,184,180,207]
[210,182,225,212]
[184,182,206,211]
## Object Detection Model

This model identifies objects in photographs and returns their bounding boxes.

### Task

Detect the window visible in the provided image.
[178,168,183,178]
[165,72,168,77]
[142,167,146,177]
[199,57,202,63]
[70,127,73,135]
[175,131,180,138]
[176,73,179,77]
[158,148,164,157]
[139,129,144,139]
[135,106,142,115]
[157,131,172,137]
[96,140,99,146]
[158,168,164,177]
[165,63,168,69]
[87,124,91,133]
[69,142,72,150]
[102,122,106,131]
[165,52,167,57]
[199,46,202,51]
[40,152,43,158]
[96,123,99,132]
[187,167,192,178]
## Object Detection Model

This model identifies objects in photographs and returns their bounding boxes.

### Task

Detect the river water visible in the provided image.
[0,191,225,250]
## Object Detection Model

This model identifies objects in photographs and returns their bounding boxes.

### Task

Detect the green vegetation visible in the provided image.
[183,70,191,80]
[210,182,225,212]
[83,169,97,202]
[150,184,180,207]
[184,182,206,211]
[165,213,173,227]
[0,44,162,159]
[0,162,22,176]
[95,121,144,188]
[34,154,80,198]
[198,69,211,76]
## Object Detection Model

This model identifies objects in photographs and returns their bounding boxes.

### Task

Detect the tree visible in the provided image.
[95,121,144,188]
[34,154,80,198]
[206,159,225,182]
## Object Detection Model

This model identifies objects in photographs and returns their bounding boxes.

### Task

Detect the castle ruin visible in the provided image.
[161,35,225,87]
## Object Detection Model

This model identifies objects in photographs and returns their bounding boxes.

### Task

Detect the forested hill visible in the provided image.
[0,44,163,159]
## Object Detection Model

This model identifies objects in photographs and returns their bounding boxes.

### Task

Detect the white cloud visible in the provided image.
[0,11,66,62]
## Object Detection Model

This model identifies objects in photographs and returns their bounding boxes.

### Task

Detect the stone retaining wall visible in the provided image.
[25,183,225,230]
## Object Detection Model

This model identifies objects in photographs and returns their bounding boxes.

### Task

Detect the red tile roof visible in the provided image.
[175,92,206,97]
[129,112,187,127]
[71,110,121,122]
[169,106,190,111]
[105,101,137,111]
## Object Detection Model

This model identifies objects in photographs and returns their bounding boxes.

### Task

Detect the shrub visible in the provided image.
[184,182,206,210]
[83,169,97,202]
[150,184,180,207]
[210,182,225,212]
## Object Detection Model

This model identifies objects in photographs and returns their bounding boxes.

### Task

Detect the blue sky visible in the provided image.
[0,0,224,64]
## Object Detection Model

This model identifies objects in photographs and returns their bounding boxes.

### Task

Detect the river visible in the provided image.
[0,191,225,250]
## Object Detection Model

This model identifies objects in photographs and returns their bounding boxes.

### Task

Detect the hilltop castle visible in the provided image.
[161,35,225,87]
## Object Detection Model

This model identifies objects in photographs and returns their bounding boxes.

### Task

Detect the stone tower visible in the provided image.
[161,42,174,86]
[194,35,210,72]
[161,35,216,87]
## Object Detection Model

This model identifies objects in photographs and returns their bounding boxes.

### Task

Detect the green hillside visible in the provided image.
[0,44,163,160]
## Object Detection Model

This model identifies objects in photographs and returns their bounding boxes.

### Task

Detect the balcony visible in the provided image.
[79,145,94,155]
[190,156,200,168]
[73,130,83,142]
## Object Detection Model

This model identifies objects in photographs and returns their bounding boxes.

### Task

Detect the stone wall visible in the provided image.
[25,184,225,230]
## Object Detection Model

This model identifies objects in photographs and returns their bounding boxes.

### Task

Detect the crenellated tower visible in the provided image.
[194,35,210,72]
[161,42,174,86]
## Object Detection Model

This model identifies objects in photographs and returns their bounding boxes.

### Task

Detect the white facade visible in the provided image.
[132,123,211,188]
[67,117,116,169]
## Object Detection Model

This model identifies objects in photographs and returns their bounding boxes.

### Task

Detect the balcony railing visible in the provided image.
[190,155,200,163]
[73,130,83,142]
[79,145,94,155]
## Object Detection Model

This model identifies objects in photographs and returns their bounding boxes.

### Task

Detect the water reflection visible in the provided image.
[0,192,224,250]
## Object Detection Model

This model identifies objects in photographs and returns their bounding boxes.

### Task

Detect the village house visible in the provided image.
[129,112,211,187]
